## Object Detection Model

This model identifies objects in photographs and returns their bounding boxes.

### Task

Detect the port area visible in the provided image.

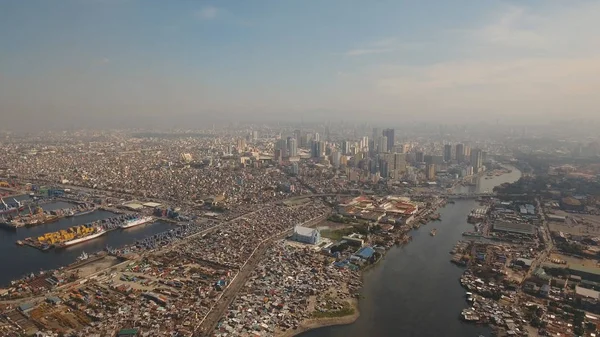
[1,199,99,230]
[64,254,123,278]
[18,214,155,251]
[446,189,600,337]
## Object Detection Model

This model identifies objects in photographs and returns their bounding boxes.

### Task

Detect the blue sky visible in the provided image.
[1,0,599,129]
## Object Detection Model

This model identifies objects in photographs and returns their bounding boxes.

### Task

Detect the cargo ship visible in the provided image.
[56,226,107,248]
[120,215,154,229]
[30,223,108,249]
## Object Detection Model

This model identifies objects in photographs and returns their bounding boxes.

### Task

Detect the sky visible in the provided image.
[1,0,599,130]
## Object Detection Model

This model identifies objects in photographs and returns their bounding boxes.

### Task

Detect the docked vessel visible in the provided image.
[120,215,154,229]
[77,251,89,261]
[430,228,437,236]
[57,227,106,247]
[73,209,95,217]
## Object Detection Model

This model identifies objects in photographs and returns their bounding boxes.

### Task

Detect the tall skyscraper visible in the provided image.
[444,144,452,162]
[383,129,395,153]
[276,138,288,157]
[379,157,390,178]
[314,133,320,142]
[237,139,246,152]
[360,136,368,150]
[341,140,350,155]
[455,144,464,163]
[293,129,301,145]
[470,148,483,173]
[393,153,407,173]
[288,138,298,157]
[252,130,258,141]
[331,151,341,168]
[274,149,283,163]
[372,128,382,143]
[416,151,425,163]
[426,163,436,181]
[311,141,325,158]
[378,136,388,153]
[464,145,471,159]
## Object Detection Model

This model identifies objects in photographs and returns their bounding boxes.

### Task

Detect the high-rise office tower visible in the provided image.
[293,129,301,145]
[383,129,395,153]
[300,134,309,148]
[311,141,324,158]
[372,128,382,143]
[252,130,258,141]
[314,133,320,142]
[331,151,341,168]
[288,138,298,157]
[378,136,388,153]
[455,144,464,163]
[393,153,407,173]
[470,148,483,173]
[379,157,390,178]
[276,138,288,157]
[426,163,436,180]
[444,144,452,162]
[237,139,246,152]
[361,136,368,150]
[416,151,425,163]
[342,140,350,155]
[274,149,283,163]
[464,145,471,159]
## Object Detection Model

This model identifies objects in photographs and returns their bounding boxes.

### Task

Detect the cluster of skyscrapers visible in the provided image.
[269,126,487,183]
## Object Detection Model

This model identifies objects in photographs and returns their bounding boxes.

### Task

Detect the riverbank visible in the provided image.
[298,168,522,337]
[281,298,360,337]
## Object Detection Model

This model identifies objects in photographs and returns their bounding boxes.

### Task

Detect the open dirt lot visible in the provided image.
[548,210,600,235]
[548,253,600,269]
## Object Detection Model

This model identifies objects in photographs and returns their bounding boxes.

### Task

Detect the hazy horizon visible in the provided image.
[1,0,600,130]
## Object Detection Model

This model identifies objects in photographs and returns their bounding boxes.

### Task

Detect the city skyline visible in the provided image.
[1,1,600,130]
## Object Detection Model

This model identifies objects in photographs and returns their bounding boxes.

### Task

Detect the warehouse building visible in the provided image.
[291,226,321,245]
[492,222,535,236]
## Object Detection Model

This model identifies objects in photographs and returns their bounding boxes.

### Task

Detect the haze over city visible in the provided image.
[1,0,600,130]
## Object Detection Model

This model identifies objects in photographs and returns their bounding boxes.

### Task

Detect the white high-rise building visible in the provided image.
[288,138,298,157]
[378,136,388,153]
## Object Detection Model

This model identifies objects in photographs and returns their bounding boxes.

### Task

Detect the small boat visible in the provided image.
[78,251,89,261]
[16,240,24,246]
[430,228,437,236]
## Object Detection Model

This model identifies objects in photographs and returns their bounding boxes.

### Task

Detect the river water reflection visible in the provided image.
[299,167,521,337]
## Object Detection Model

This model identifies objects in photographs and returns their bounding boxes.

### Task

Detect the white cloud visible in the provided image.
[334,2,600,121]
[345,48,396,56]
[344,37,423,57]
[195,6,218,20]
[472,6,548,49]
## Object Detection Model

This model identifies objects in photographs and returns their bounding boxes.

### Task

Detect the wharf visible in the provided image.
[21,240,51,252]
[65,253,107,270]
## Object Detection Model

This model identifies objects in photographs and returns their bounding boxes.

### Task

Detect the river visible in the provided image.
[0,204,175,286]
[299,166,522,337]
